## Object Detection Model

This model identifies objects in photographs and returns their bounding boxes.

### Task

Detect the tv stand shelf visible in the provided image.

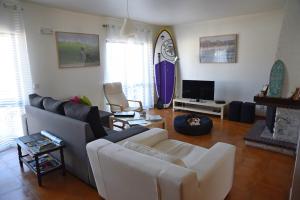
[173,98,227,120]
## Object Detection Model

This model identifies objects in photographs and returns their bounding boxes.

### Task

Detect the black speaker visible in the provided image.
[228,101,243,121]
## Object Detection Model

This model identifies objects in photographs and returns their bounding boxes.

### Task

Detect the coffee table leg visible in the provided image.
[60,148,66,176]
[35,156,42,186]
[17,144,23,168]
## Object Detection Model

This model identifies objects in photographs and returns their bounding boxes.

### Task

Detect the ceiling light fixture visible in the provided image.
[120,0,136,37]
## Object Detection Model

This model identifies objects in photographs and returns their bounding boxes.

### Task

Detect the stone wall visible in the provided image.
[273,108,300,144]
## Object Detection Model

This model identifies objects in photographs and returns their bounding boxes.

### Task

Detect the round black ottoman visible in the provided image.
[174,114,213,136]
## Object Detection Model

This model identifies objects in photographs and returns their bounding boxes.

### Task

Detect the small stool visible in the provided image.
[240,102,256,123]
[228,101,243,122]
[174,114,213,136]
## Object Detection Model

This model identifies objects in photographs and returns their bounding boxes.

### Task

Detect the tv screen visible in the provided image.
[182,80,215,100]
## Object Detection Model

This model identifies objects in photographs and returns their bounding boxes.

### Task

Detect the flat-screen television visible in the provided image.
[182,80,215,100]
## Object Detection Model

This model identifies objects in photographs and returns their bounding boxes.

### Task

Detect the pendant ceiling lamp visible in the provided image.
[120,0,136,37]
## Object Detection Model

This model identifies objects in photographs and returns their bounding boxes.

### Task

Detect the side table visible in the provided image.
[16,133,65,186]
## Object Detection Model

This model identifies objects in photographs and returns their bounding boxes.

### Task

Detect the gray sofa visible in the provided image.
[22,105,148,187]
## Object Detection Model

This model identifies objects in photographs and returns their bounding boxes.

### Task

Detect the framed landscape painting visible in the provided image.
[200,34,237,63]
[55,32,100,68]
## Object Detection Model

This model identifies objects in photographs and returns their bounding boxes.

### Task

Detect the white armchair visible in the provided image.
[87,128,236,200]
[103,82,143,112]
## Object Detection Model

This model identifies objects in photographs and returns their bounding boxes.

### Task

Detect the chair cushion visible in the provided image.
[29,93,45,109]
[64,102,107,138]
[103,82,129,111]
[122,141,186,167]
[43,97,66,115]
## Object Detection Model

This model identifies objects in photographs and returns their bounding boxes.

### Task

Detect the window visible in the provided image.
[0,3,32,151]
[105,41,154,108]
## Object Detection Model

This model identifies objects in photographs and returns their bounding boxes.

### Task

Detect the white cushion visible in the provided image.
[152,139,208,168]
[117,128,168,146]
[123,141,186,167]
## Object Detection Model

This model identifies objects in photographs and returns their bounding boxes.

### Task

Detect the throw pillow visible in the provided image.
[80,96,92,106]
[29,93,45,109]
[70,96,81,104]
[64,102,107,138]
[43,97,66,115]
[122,141,186,167]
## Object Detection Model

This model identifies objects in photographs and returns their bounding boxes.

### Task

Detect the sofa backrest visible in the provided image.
[25,105,96,185]
[87,137,200,200]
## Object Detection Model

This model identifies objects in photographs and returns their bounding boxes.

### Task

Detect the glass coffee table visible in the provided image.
[109,112,166,129]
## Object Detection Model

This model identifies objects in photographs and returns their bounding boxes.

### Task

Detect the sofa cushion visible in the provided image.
[43,97,66,115]
[153,139,208,168]
[117,128,168,147]
[122,141,186,167]
[29,93,45,109]
[64,102,107,138]
[103,126,149,143]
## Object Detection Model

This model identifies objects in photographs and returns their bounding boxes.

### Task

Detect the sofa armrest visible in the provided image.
[86,139,112,198]
[193,142,236,200]
[158,165,200,200]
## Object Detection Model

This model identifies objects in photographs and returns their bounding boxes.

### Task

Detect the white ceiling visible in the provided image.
[26,0,286,25]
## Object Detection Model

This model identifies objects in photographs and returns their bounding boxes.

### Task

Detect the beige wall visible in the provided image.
[22,2,161,109]
[280,1,300,199]
[276,0,300,97]
[172,10,284,104]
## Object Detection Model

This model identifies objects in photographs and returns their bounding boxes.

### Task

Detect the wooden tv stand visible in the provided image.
[173,98,227,120]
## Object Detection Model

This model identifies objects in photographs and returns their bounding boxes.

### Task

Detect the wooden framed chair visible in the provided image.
[103,82,143,113]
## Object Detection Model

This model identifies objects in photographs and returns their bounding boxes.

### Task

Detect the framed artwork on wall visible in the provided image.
[55,32,100,68]
[199,34,237,63]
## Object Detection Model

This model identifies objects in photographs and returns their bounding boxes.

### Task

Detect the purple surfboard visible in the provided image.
[154,30,177,108]
[155,60,175,106]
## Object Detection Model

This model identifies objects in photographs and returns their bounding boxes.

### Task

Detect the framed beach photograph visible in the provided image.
[55,32,100,68]
[200,34,237,63]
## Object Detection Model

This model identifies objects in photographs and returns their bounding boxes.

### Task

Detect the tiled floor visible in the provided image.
[0,109,296,200]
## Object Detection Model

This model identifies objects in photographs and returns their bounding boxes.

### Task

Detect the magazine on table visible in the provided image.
[27,154,60,173]
[145,115,162,122]
[127,119,148,126]
[20,131,64,154]
[114,111,135,117]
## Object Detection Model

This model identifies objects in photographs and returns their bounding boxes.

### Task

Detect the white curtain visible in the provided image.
[104,24,154,108]
[0,0,32,151]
